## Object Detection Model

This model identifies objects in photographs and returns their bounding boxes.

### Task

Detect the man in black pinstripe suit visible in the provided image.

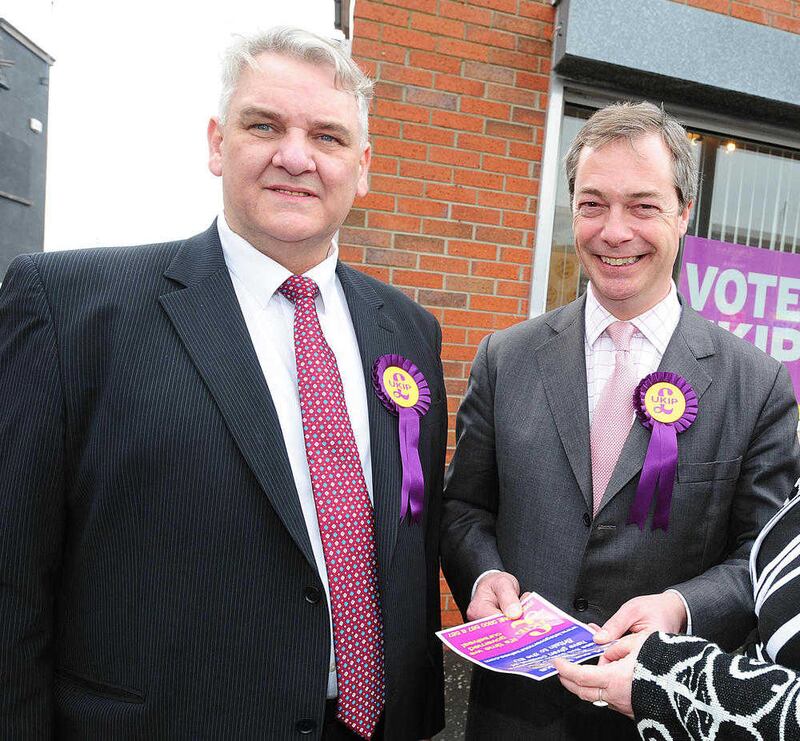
[0,28,446,740]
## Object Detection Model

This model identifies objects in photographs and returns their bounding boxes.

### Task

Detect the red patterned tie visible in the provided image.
[278,275,385,739]
[590,321,637,515]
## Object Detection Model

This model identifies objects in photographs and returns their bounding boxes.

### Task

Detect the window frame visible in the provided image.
[529,78,800,318]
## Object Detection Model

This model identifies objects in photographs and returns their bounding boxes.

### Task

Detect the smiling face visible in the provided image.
[207,52,370,272]
[572,133,691,320]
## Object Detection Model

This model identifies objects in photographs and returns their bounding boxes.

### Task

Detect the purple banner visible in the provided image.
[679,235,800,397]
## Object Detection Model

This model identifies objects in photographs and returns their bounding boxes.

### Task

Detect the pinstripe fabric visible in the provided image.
[0,223,447,740]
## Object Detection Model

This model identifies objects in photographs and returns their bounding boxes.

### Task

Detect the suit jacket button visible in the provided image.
[573,597,588,612]
[296,719,316,735]
[304,587,321,604]
[582,512,591,527]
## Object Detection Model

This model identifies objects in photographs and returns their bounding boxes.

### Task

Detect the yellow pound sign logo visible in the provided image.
[382,366,420,408]
[644,382,686,423]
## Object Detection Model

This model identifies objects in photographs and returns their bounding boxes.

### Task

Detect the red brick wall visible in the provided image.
[668,0,800,32]
[344,0,555,627]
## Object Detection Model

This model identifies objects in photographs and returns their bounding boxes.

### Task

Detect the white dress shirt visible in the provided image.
[217,214,373,697]
[585,281,681,424]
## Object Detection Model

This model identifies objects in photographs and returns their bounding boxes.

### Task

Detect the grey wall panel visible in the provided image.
[554,0,800,127]
[0,22,51,274]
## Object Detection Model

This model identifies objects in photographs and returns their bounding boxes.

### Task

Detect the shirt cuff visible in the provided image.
[664,588,692,634]
[471,569,502,600]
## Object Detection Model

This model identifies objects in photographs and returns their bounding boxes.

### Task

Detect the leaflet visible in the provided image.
[436,591,608,681]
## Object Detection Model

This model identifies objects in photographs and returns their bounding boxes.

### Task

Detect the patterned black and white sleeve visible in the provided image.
[631,632,800,741]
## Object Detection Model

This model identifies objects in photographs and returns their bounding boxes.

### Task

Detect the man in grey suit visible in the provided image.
[441,102,800,739]
[0,28,445,739]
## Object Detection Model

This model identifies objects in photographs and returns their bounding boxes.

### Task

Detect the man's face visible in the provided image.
[572,133,691,319]
[207,52,370,264]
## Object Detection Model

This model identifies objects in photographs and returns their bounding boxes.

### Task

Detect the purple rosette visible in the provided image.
[372,354,431,523]
[629,372,698,531]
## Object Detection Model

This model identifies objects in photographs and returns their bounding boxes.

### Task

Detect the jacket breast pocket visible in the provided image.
[677,456,743,484]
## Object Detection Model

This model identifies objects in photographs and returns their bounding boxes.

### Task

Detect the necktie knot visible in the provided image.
[278,275,319,303]
[606,321,636,352]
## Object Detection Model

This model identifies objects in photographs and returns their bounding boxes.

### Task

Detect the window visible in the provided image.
[545,104,800,311]
[695,135,800,251]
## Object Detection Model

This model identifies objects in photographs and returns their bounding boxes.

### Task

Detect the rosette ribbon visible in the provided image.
[630,372,698,531]
[372,354,431,523]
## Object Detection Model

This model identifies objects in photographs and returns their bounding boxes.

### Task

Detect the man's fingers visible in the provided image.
[466,594,501,621]
[466,572,521,621]
[596,593,688,643]
[603,631,650,663]
[602,640,633,662]
[595,601,639,643]
[593,628,613,643]
[493,578,522,618]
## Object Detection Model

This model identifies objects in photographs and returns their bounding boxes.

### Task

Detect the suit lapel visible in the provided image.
[538,297,594,510]
[336,264,402,575]
[600,302,714,510]
[159,224,316,568]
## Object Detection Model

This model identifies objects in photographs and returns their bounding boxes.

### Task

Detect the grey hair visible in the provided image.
[218,26,374,147]
[564,101,698,211]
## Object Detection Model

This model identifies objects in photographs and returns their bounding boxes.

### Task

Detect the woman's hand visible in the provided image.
[552,631,651,719]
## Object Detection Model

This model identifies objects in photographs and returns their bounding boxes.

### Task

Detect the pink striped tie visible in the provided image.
[279,275,385,739]
[590,321,637,515]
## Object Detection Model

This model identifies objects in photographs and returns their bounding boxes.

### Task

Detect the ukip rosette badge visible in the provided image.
[372,354,431,523]
[630,372,698,531]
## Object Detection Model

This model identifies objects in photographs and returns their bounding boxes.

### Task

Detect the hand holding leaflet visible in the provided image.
[437,591,611,681]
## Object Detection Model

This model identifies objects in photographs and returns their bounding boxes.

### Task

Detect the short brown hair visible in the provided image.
[564,101,698,211]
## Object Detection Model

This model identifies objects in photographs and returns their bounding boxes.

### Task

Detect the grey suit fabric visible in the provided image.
[0,223,447,740]
[441,293,800,739]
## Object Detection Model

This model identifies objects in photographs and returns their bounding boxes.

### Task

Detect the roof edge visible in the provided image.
[0,18,55,65]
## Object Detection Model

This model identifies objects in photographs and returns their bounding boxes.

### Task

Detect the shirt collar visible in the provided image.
[584,281,681,355]
[216,212,339,311]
